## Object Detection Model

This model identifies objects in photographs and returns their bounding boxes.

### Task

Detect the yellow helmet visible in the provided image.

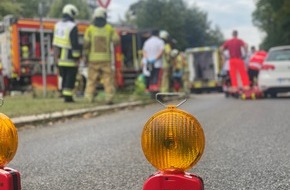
[62,4,79,18]
[93,7,107,19]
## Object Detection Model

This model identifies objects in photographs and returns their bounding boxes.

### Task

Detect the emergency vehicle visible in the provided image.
[185,46,223,93]
[0,15,141,95]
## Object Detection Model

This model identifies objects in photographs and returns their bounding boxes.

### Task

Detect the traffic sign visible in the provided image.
[97,0,111,8]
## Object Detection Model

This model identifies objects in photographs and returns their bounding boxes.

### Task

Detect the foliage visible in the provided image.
[17,0,42,18]
[1,0,90,19]
[126,0,224,50]
[0,0,22,19]
[253,0,290,50]
[47,0,91,20]
[206,25,224,46]
[1,90,148,118]
[0,0,54,19]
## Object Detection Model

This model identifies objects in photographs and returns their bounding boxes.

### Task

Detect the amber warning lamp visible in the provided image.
[141,93,205,190]
[0,99,21,190]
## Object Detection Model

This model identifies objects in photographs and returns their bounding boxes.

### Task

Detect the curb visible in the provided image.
[11,101,146,127]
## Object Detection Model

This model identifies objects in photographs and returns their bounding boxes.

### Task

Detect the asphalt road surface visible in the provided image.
[9,93,290,190]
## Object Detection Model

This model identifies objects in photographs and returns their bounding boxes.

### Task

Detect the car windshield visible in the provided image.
[266,48,290,61]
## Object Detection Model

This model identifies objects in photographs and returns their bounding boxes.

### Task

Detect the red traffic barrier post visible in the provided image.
[143,171,204,190]
[0,167,21,190]
[0,112,21,190]
[141,94,205,190]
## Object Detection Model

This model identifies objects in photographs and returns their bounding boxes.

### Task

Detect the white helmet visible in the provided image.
[62,4,79,17]
[93,7,107,19]
[171,49,179,57]
[159,30,169,40]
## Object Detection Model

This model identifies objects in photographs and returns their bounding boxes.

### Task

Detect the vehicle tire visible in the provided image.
[263,92,268,98]
[195,89,202,94]
[270,92,277,98]
[217,86,223,92]
[225,92,229,98]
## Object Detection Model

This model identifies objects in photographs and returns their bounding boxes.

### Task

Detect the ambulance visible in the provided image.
[185,46,223,93]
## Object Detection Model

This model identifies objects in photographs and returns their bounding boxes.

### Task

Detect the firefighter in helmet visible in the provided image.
[159,30,172,93]
[83,7,120,104]
[171,49,189,94]
[53,4,81,102]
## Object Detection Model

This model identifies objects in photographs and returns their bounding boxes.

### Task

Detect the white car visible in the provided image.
[258,45,290,97]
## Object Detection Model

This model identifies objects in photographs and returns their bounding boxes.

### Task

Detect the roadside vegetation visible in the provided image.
[0,88,151,118]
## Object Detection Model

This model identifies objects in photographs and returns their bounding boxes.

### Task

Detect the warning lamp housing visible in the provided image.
[0,113,18,167]
[141,105,205,172]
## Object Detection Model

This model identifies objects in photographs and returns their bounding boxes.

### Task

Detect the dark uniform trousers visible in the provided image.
[58,66,78,98]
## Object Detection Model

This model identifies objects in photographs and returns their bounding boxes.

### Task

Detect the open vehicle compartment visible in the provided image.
[186,46,222,93]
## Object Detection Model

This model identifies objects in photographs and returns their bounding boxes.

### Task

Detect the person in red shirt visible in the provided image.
[220,30,250,92]
[248,50,267,86]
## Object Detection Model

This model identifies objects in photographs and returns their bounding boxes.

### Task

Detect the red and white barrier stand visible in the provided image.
[143,171,204,190]
[0,167,21,190]
[0,113,21,190]
[141,93,205,190]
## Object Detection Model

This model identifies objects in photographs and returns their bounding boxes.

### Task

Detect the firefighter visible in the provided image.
[180,52,190,96]
[159,30,172,93]
[52,4,81,102]
[171,49,188,93]
[83,7,120,104]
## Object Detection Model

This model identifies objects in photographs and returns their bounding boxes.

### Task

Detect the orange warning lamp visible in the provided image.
[0,113,18,167]
[142,93,205,190]
[141,105,205,172]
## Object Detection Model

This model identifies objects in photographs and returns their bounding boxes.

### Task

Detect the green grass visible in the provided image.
[0,89,151,118]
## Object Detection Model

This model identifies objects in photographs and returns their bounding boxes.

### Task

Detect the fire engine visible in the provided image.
[0,15,142,95]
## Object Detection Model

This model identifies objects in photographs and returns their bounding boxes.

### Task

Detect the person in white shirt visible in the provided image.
[141,57,150,90]
[142,29,165,92]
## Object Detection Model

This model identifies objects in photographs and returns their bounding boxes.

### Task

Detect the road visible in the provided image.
[9,93,290,190]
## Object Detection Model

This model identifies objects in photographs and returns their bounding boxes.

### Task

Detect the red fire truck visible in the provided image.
[0,15,141,95]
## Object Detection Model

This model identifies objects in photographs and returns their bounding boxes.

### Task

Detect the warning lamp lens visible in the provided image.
[0,113,18,167]
[141,107,205,172]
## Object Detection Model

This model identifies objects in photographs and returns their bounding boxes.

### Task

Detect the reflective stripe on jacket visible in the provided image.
[84,24,119,62]
[248,51,267,71]
[58,48,77,67]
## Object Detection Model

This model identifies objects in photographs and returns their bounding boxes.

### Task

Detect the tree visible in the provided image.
[17,0,43,18]
[47,0,91,20]
[123,1,144,25]
[205,25,224,46]
[126,0,224,50]
[0,0,22,19]
[253,0,290,50]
